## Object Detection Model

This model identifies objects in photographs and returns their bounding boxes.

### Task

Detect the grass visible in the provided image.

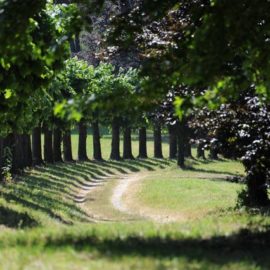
[135,159,245,218]
[137,177,241,214]
[0,134,270,269]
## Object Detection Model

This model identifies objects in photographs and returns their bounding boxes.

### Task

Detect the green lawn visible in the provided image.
[137,177,241,215]
[136,159,245,218]
[0,135,270,269]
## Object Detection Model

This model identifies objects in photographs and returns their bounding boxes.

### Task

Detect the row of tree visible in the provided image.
[2,0,269,207]
[2,55,217,180]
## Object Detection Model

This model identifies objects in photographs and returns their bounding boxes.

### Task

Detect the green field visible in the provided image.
[0,135,270,270]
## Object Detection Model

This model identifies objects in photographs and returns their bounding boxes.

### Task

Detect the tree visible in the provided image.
[191,92,270,206]
[109,1,270,205]
[0,1,82,177]
[63,57,94,161]
[32,126,43,165]
[88,64,139,161]
[0,1,81,134]
[137,116,148,159]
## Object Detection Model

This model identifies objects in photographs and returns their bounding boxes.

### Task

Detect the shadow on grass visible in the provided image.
[40,226,270,268]
[0,158,172,227]
[0,206,38,228]
[183,166,240,176]
[183,158,243,177]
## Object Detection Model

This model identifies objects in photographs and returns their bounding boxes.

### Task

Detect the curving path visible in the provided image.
[75,164,234,224]
[75,169,187,223]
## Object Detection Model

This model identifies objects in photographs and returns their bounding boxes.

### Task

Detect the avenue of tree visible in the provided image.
[1,0,270,207]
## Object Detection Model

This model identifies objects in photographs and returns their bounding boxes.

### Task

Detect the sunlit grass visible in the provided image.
[137,177,242,215]
[133,159,245,219]
[0,135,270,269]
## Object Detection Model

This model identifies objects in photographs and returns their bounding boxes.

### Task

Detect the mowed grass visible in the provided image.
[137,177,241,215]
[0,134,270,269]
[136,159,245,218]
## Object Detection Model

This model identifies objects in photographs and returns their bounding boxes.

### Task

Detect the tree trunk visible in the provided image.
[154,124,163,158]
[13,134,25,171]
[44,126,54,163]
[246,169,269,206]
[185,143,192,158]
[53,128,63,162]
[32,127,43,165]
[110,118,121,160]
[78,120,88,161]
[0,137,3,180]
[63,130,73,162]
[184,126,192,158]
[0,134,16,178]
[138,127,147,158]
[92,121,103,161]
[197,142,206,159]
[209,146,218,160]
[22,134,32,167]
[168,125,177,159]
[123,127,134,159]
[177,122,185,168]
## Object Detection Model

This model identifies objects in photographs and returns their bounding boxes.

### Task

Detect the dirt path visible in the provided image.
[76,167,233,224]
[111,172,187,223]
[111,173,144,213]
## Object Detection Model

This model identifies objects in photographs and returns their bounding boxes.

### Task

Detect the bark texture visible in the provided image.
[123,127,134,159]
[78,120,88,161]
[53,128,63,162]
[92,121,102,161]
[177,122,185,168]
[110,118,121,160]
[63,130,73,162]
[138,127,147,158]
[32,127,43,165]
[153,124,163,158]
[168,125,177,159]
[44,127,54,163]
[22,134,32,167]
[246,169,269,206]
[197,142,206,159]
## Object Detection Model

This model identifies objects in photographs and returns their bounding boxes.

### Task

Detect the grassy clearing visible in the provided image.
[0,135,270,269]
[134,159,245,218]
[136,177,241,215]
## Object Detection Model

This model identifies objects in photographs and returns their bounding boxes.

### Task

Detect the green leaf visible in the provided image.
[4,89,12,99]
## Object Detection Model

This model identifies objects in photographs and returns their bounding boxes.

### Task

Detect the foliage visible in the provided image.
[190,93,270,206]
[0,0,82,135]
[55,60,140,127]
[109,0,270,101]
[108,0,270,205]
[53,57,94,122]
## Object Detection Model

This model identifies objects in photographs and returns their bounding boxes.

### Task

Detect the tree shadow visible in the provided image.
[89,161,130,174]
[0,191,72,224]
[0,206,38,228]
[184,166,241,177]
[44,226,270,268]
[108,160,141,173]
[128,160,155,171]
[0,163,98,225]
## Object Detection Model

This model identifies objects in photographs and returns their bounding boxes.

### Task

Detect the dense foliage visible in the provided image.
[191,93,270,206]
[1,0,270,208]
[0,0,82,135]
